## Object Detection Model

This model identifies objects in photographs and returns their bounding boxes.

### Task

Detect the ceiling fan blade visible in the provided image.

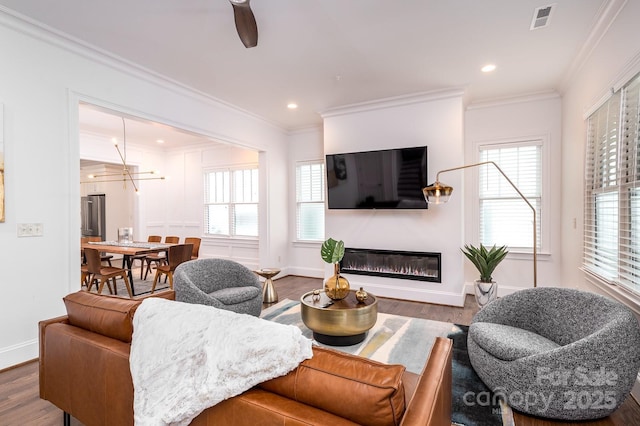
[231,2,258,48]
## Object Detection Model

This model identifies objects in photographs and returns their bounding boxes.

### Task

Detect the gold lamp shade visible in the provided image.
[422,181,454,204]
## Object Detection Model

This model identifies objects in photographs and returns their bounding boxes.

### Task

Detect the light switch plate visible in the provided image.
[17,223,44,237]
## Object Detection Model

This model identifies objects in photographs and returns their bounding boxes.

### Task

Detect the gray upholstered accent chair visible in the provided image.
[467,287,640,421]
[174,258,262,316]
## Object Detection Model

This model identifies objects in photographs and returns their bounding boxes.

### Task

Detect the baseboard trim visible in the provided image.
[286,267,323,279]
[0,338,38,371]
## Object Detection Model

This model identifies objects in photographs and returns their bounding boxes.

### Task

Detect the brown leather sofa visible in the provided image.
[39,291,453,426]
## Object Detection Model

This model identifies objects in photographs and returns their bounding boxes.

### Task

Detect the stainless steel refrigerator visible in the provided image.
[81,194,106,240]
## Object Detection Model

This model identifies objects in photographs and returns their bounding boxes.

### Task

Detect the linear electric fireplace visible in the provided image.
[339,248,441,283]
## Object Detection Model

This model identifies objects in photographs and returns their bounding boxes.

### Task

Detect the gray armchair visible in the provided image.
[467,287,640,420]
[174,258,262,316]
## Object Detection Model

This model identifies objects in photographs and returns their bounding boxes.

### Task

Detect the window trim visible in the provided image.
[203,164,259,239]
[295,160,326,242]
[471,135,550,255]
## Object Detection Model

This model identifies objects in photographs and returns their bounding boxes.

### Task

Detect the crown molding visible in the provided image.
[466,90,560,111]
[0,6,288,134]
[320,88,465,119]
[557,0,628,93]
[286,124,323,136]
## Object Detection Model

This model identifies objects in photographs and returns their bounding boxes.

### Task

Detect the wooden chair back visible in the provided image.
[84,248,103,275]
[150,243,192,293]
[167,244,193,269]
[148,235,162,243]
[165,236,179,244]
[185,237,201,259]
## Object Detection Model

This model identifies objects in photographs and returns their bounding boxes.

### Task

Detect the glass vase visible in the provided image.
[324,263,350,300]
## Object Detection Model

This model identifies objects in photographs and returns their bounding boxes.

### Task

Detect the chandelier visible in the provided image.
[80,117,166,193]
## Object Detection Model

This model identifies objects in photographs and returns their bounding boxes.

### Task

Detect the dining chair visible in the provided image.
[84,247,133,298]
[151,243,192,293]
[81,236,114,266]
[184,237,201,260]
[143,236,179,280]
[80,263,93,289]
[81,263,113,293]
[131,235,162,280]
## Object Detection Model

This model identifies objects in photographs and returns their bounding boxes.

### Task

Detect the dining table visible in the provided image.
[81,240,174,296]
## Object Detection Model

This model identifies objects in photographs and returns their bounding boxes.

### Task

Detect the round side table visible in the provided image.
[254,268,280,304]
[300,289,377,346]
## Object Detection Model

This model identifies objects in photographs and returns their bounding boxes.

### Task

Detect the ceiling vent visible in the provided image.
[530,4,556,30]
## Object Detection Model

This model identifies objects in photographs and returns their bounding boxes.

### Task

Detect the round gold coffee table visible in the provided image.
[300,289,377,346]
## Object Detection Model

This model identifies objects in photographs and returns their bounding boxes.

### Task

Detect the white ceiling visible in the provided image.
[79,104,215,150]
[0,0,608,134]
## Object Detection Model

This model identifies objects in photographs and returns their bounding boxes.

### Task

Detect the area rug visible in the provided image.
[261,299,514,426]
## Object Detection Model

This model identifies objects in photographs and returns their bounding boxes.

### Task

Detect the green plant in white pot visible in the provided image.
[461,243,508,308]
[321,237,350,300]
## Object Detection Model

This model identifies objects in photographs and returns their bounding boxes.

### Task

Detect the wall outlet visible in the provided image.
[17,223,44,237]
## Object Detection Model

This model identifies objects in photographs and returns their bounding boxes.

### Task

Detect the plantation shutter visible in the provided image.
[619,75,640,291]
[204,170,230,235]
[296,161,325,241]
[479,143,542,250]
[203,167,258,237]
[584,72,640,294]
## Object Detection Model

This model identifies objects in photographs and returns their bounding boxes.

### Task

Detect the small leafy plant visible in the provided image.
[321,237,345,264]
[461,243,508,283]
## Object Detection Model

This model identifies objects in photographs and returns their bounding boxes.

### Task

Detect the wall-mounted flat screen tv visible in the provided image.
[326,146,428,209]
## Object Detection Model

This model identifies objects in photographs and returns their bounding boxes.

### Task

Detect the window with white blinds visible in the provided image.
[585,73,640,294]
[296,161,325,241]
[204,167,258,237]
[479,142,542,250]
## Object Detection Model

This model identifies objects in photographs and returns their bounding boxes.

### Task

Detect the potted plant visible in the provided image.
[320,237,350,300]
[461,243,508,308]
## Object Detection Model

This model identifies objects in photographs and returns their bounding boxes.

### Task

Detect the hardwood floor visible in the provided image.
[1,275,638,425]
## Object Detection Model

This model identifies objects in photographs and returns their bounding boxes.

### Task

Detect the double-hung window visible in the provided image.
[204,167,259,237]
[584,73,640,294]
[478,141,542,250]
[296,161,325,241]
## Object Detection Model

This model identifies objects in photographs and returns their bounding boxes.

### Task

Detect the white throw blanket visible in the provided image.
[130,298,313,426]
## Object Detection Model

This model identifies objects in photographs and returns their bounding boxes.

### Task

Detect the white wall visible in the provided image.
[561,0,640,313]
[287,126,325,278]
[0,11,288,369]
[185,143,261,269]
[465,93,562,294]
[322,91,466,306]
[80,164,136,243]
[80,131,150,243]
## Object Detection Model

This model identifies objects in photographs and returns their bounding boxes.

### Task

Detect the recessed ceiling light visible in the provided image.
[287,103,298,110]
[482,64,497,73]
[156,139,165,144]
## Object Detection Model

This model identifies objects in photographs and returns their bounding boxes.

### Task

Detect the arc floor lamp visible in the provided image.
[422,161,537,288]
